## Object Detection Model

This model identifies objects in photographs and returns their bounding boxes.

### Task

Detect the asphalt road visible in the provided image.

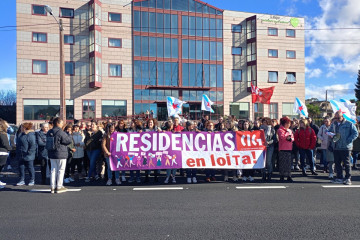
[1,169,360,240]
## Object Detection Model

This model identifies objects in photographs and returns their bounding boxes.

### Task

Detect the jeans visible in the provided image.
[87,149,101,178]
[334,150,351,180]
[166,169,177,177]
[19,160,35,182]
[71,157,83,175]
[320,149,328,167]
[105,157,119,180]
[186,169,197,178]
[299,149,315,172]
[50,159,66,189]
[352,151,359,166]
[263,145,274,174]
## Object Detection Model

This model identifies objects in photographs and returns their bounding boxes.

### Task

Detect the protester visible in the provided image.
[215,116,224,131]
[308,117,320,169]
[317,117,331,172]
[173,117,184,132]
[127,120,141,183]
[71,124,85,180]
[144,118,161,183]
[64,124,76,184]
[330,111,358,185]
[16,122,37,186]
[36,123,50,184]
[47,117,73,193]
[116,119,128,182]
[102,123,121,186]
[84,121,103,182]
[290,120,300,171]
[277,117,294,182]
[241,120,255,182]
[164,122,177,184]
[260,118,277,182]
[204,121,216,182]
[5,121,14,170]
[197,115,209,131]
[271,119,280,171]
[182,121,198,183]
[0,119,12,188]
[352,121,360,170]
[252,120,261,131]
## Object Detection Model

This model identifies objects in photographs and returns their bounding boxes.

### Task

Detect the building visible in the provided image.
[16,0,305,124]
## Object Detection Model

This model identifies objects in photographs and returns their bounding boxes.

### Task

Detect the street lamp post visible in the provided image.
[45,5,66,121]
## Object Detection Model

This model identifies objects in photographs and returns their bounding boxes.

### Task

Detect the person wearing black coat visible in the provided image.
[47,118,73,193]
[16,122,37,186]
[0,119,12,188]
[36,123,50,184]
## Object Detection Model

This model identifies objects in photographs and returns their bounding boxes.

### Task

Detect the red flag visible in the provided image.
[251,84,275,104]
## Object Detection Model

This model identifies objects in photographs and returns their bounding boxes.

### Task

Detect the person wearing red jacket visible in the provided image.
[294,119,318,176]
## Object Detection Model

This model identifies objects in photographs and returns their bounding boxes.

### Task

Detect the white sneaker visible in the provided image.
[106,179,112,186]
[328,173,334,179]
[224,175,229,182]
[172,177,176,183]
[344,179,352,185]
[69,177,75,182]
[192,177,197,183]
[187,177,191,184]
[0,181,6,186]
[164,176,169,184]
[242,176,248,182]
[115,178,121,185]
[63,178,70,184]
[248,176,255,182]
[121,176,126,182]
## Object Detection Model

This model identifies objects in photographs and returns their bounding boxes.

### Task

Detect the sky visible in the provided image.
[0,0,359,100]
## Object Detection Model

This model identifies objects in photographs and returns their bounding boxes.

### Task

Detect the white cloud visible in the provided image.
[306,82,355,100]
[0,78,16,91]
[306,0,360,76]
[305,67,322,78]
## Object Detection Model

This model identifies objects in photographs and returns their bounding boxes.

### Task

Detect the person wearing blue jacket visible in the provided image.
[47,117,73,193]
[16,122,37,186]
[330,111,359,185]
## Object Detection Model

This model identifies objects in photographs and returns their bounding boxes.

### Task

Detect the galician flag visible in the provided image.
[330,99,356,124]
[201,94,214,113]
[166,96,186,117]
[293,97,308,117]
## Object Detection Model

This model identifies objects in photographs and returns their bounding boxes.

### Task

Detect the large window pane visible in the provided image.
[217,65,223,87]
[171,14,178,34]
[164,14,171,34]
[189,63,196,87]
[204,64,210,87]
[232,70,242,81]
[141,36,148,56]
[157,0,163,9]
[149,12,156,33]
[102,100,127,117]
[182,63,189,87]
[134,36,141,56]
[182,15,188,35]
[196,40,202,60]
[156,13,163,33]
[182,39,188,59]
[189,16,196,36]
[157,37,163,58]
[210,18,216,37]
[33,60,47,74]
[171,62,178,86]
[203,41,209,60]
[171,38,178,58]
[164,38,171,58]
[65,62,74,75]
[203,18,209,37]
[164,62,171,86]
[217,42,223,61]
[134,60,141,85]
[210,41,216,60]
[210,64,216,87]
[142,61,149,85]
[269,71,278,83]
[158,61,164,85]
[148,0,156,8]
[189,40,196,59]
[189,0,195,12]
[149,37,156,57]
[196,17,202,37]
[196,64,203,87]
[164,0,170,9]
[286,72,296,83]
[149,61,156,85]
[141,11,148,32]
[216,19,223,38]
[134,89,142,100]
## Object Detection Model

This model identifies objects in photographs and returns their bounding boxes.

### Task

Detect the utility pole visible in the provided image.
[59,19,66,121]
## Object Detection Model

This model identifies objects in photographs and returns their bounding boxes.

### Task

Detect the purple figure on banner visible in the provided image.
[136,155,142,168]
[156,152,162,166]
[124,156,130,168]
[171,155,178,166]
[115,155,123,168]
[148,153,155,168]
[165,155,171,166]
[142,154,148,166]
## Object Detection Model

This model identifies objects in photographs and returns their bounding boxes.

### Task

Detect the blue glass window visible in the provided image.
[210,41,216,60]
[134,36,141,56]
[210,18,216,37]
[149,61,157,85]
[204,64,210,87]
[141,0,148,7]
[210,65,216,87]
[149,37,156,57]
[156,13,163,33]
[171,62,178,86]
[216,19,223,38]
[134,89,142,100]
[196,17,202,37]
[157,0,163,9]
[196,40,202,60]
[158,61,164,85]
[171,14,178,34]
[142,61,149,85]
[268,49,278,58]
[171,38,178,58]
[232,47,242,55]
[182,39,188,59]
[232,24,242,33]
[196,2,203,13]
[149,0,156,8]
[189,0,195,12]
[269,71,278,83]
[141,36,148,56]
[164,38,171,58]
[286,29,295,37]
[134,60,141,85]
[189,63,196,86]
[182,16,188,35]
[217,65,223,87]
[196,64,203,87]
[203,18,209,37]
[65,62,74,75]
[141,11,148,32]
[217,91,224,101]
[164,62,171,85]
[157,38,163,58]
[189,16,196,36]
[149,12,156,33]
[134,11,140,32]
[182,63,189,86]
[268,28,278,36]
[164,0,171,9]
[189,40,196,59]
[209,7,216,15]
[217,42,223,61]
[164,14,171,34]
[203,41,209,60]
[232,70,242,81]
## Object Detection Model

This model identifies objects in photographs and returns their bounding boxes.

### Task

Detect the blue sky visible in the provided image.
[1,0,359,100]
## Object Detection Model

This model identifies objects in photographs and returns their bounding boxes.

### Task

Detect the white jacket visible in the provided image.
[72,132,85,158]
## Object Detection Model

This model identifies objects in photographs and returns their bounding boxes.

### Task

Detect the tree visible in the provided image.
[355,69,360,102]
[0,90,16,106]
[306,104,321,118]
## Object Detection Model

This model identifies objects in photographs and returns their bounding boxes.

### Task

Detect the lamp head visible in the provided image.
[44,5,53,15]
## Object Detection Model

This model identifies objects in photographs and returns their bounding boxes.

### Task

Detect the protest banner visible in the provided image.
[109,131,266,171]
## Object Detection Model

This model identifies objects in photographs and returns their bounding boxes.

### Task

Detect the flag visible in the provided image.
[293,97,308,117]
[250,84,275,104]
[201,94,214,113]
[166,96,186,118]
[330,99,356,123]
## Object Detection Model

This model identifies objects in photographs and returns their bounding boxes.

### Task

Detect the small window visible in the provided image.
[268,71,278,83]
[232,24,242,33]
[32,60,47,74]
[286,72,296,83]
[254,103,264,119]
[269,103,278,120]
[65,62,75,76]
[32,32,47,43]
[64,35,74,45]
[286,29,295,37]
[32,5,46,15]
[109,38,122,48]
[109,13,121,22]
[232,47,242,55]
[232,70,242,81]
[286,50,296,59]
[83,100,96,120]
[268,49,278,58]
[268,27,278,36]
[109,64,122,77]
[60,8,74,18]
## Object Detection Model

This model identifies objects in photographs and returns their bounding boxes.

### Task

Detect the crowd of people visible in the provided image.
[0,109,358,193]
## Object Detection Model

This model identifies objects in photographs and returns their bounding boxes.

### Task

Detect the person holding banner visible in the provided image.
[127,120,142,183]
[84,122,103,182]
[144,118,162,183]
[164,122,177,184]
[183,121,198,184]
[277,117,294,182]
[102,123,121,186]
[241,120,255,182]
[115,120,128,183]
[205,121,217,182]
[260,118,277,182]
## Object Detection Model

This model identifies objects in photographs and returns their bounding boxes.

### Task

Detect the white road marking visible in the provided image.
[236,186,287,189]
[133,187,184,191]
[322,185,360,188]
[29,189,82,192]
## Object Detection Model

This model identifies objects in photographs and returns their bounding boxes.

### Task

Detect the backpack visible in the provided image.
[46,129,58,151]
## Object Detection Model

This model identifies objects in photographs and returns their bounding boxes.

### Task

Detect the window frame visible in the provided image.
[269,102,279,120]
[268,71,278,83]
[32,32,47,43]
[101,100,127,118]
[232,69,242,82]
[65,61,75,76]
[82,99,96,120]
[32,4,47,16]
[286,72,297,83]
[268,27,278,36]
[268,49,278,58]
[231,24,242,33]
[64,35,75,45]
[108,12,122,23]
[59,7,75,18]
[286,50,296,59]
[108,64,122,78]
[232,47,242,56]
[32,59,48,75]
[108,38,122,48]
[286,29,296,38]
